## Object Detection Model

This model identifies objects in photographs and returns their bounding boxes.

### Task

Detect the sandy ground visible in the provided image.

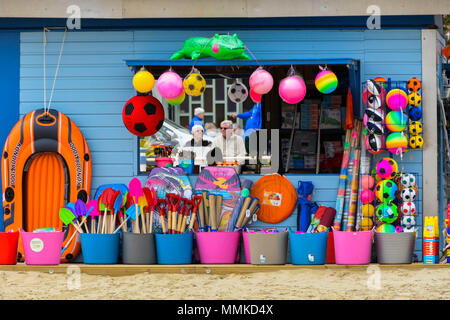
[0,267,449,300]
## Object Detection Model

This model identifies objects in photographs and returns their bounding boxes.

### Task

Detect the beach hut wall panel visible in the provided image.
[19,29,423,258]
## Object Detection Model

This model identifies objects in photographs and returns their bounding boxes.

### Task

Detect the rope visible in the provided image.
[43,27,47,112]
[46,28,67,114]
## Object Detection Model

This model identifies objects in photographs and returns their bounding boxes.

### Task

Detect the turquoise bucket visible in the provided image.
[155,232,194,264]
[289,230,328,265]
[81,233,120,264]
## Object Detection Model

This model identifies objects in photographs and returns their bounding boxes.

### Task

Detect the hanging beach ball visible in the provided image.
[279,75,307,104]
[157,71,183,99]
[166,90,185,106]
[376,223,396,233]
[183,72,206,96]
[386,88,408,111]
[249,69,273,95]
[133,70,155,93]
[228,82,248,103]
[250,88,261,103]
[407,77,421,93]
[122,95,165,137]
[385,111,407,132]
[314,70,338,94]
[386,132,408,154]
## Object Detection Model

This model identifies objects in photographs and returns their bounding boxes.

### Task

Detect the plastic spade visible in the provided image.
[156,198,168,234]
[110,190,122,233]
[138,194,148,234]
[129,178,143,233]
[188,195,202,232]
[142,187,152,233]
[75,199,89,233]
[87,199,100,233]
[114,204,140,233]
[180,199,193,234]
[99,188,115,233]
[59,208,83,233]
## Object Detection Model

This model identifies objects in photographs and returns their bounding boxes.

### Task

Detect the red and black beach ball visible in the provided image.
[122,95,165,137]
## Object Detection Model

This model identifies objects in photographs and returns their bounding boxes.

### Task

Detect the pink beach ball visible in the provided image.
[249,69,273,95]
[157,71,183,99]
[279,76,307,104]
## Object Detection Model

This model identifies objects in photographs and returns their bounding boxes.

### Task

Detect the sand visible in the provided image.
[0,266,449,300]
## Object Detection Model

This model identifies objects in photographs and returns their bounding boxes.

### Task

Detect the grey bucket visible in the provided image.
[248,232,288,265]
[375,232,416,264]
[122,232,156,264]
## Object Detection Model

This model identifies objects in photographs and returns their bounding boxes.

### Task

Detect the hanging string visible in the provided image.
[47,28,67,114]
[43,27,48,112]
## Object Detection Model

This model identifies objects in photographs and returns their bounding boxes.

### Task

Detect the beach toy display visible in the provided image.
[21,230,64,265]
[314,68,338,94]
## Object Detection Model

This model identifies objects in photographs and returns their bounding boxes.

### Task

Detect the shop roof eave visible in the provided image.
[124,58,359,67]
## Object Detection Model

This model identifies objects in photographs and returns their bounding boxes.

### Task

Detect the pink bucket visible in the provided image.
[21,231,64,265]
[196,232,241,264]
[333,229,373,265]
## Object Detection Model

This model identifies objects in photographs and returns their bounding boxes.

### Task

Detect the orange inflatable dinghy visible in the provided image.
[2,109,91,262]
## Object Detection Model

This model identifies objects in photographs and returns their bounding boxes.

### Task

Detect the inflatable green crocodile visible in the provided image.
[170,34,250,60]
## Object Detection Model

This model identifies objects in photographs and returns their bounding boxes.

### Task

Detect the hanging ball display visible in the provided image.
[376,203,399,224]
[401,187,417,202]
[386,88,408,111]
[166,90,185,106]
[359,189,375,204]
[361,204,375,217]
[183,72,206,96]
[408,107,422,121]
[250,88,261,103]
[407,77,421,93]
[365,79,382,96]
[249,69,274,95]
[314,70,338,94]
[361,217,374,230]
[228,82,248,103]
[279,76,307,104]
[386,132,408,154]
[400,173,416,188]
[157,71,183,99]
[122,95,165,137]
[376,223,396,233]
[365,134,385,155]
[385,111,408,132]
[409,121,423,135]
[409,135,424,149]
[408,92,421,106]
[376,157,398,180]
[374,179,398,202]
[133,70,155,93]
[360,175,375,189]
[401,202,416,215]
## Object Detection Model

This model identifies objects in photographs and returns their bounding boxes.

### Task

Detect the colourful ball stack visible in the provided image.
[406,77,424,150]
[385,86,409,154]
[374,158,399,231]
[359,174,375,231]
[399,173,418,233]
[363,79,386,155]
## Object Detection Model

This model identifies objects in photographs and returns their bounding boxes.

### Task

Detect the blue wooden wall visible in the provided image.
[19,28,423,257]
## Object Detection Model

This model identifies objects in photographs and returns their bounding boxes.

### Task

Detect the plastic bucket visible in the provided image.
[156,157,173,168]
[242,231,251,264]
[196,232,241,264]
[247,232,288,265]
[289,231,328,265]
[80,233,120,264]
[21,231,64,265]
[326,231,336,264]
[122,232,156,264]
[180,159,194,175]
[375,232,416,264]
[155,232,193,264]
[333,230,372,265]
[0,232,19,265]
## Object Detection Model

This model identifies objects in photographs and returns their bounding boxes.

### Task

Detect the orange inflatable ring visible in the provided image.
[2,109,91,262]
[250,174,297,224]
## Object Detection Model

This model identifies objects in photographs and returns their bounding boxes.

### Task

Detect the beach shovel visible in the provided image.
[59,208,83,234]
[129,178,143,234]
[110,190,122,233]
[87,199,100,233]
[180,199,193,234]
[99,188,115,233]
[75,199,90,233]
[157,198,168,234]
[188,195,202,232]
[138,194,148,234]
[142,187,154,233]
[114,204,140,234]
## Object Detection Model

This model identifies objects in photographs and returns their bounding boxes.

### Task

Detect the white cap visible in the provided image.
[194,107,205,116]
[191,124,204,133]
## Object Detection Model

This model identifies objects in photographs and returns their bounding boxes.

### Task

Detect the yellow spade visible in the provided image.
[138,195,148,234]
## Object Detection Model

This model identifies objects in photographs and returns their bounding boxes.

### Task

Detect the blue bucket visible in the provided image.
[179,159,194,175]
[81,233,120,264]
[155,232,194,264]
[289,230,328,265]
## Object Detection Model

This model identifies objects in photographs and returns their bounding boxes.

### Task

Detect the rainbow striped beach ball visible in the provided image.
[315,70,338,94]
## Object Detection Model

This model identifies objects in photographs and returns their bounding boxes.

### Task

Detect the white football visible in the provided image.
[401,215,416,227]
[400,202,416,215]
[401,173,416,188]
[228,82,248,104]
[401,188,416,202]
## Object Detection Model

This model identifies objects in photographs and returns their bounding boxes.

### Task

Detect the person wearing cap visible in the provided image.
[184,124,211,147]
[210,120,246,166]
[189,107,206,132]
